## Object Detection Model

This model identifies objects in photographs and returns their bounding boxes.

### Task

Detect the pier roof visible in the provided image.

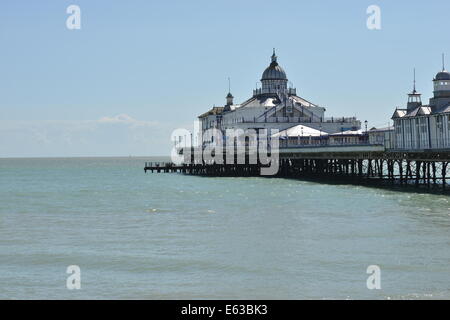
[435,103,450,114]
[198,106,224,118]
[329,129,363,136]
[391,106,434,119]
[272,124,325,138]
[404,106,432,117]
[369,126,394,132]
[392,109,407,119]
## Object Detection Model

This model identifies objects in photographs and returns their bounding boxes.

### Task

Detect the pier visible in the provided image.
[276,147,450,191]
[144,145,450,192]
[143,50,450,194]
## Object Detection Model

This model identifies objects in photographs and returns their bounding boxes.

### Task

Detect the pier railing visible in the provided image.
[280,141,380,149]
[144,161,175,168]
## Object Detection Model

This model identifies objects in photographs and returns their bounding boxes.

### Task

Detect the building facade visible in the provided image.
[198,50,361,146]
[392,59,450,150]
[368,126,394,149]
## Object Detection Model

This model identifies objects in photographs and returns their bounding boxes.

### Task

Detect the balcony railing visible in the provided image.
[223,116,358,125]
[252,88,297,96]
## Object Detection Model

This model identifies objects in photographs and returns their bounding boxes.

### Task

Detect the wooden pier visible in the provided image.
[275,149,450,192]
[144,147,450,192]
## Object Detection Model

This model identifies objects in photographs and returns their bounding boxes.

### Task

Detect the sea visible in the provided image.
[0,157,449,299]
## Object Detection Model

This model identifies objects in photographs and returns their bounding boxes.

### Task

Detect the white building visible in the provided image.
[198,50,361,145]
[368,126,394,149]
[392,57,450,150]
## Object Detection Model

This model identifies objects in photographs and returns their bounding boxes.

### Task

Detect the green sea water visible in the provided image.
[0,157,449,299]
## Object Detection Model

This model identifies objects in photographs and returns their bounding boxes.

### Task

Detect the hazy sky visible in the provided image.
[1,0,449,157]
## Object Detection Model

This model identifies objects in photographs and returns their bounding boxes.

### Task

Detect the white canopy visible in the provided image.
[329,129,363,136]
[272,124,326,138]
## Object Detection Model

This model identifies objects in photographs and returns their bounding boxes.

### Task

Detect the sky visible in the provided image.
[1,0,449,157]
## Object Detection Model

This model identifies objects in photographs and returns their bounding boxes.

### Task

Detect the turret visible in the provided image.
[223,78,234,112]
[433,54,450,98]
[429,54,450,111]
[226,92,233,105]
[407,68,422,110]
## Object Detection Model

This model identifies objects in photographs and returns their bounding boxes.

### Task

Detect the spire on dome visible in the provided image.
[442,53,446,71]
[434,53,450,81]
[271,48,277,63]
